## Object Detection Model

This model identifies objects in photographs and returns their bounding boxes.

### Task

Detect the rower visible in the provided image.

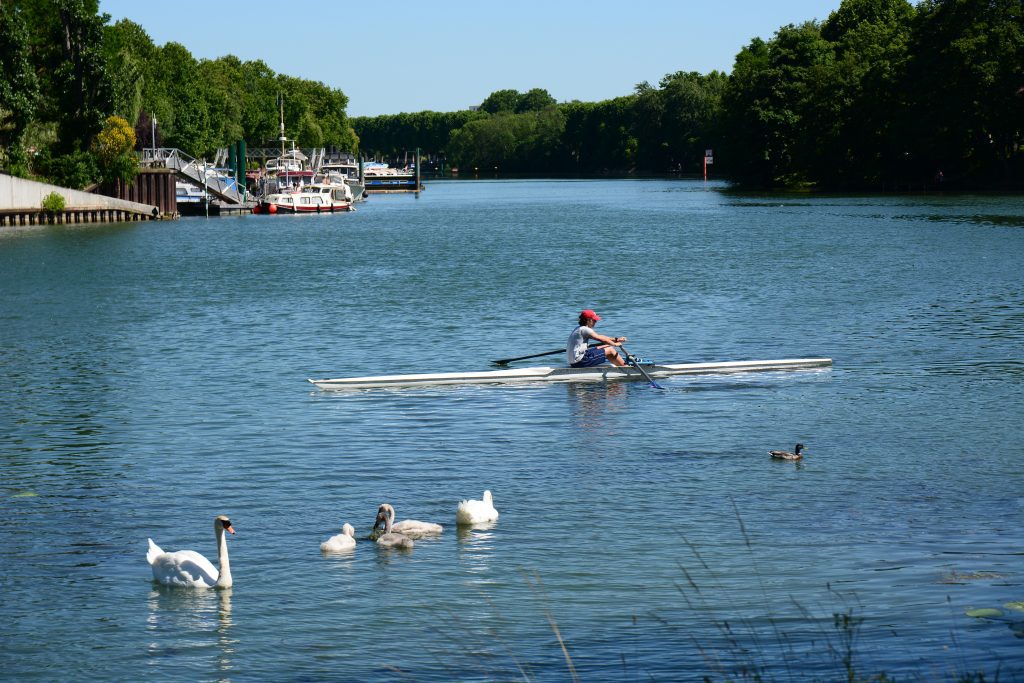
[567,309,628,367]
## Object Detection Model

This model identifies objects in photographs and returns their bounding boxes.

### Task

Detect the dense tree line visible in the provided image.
[0,0,356,188]
[2,0,1020,190]
[356,0,1021,190]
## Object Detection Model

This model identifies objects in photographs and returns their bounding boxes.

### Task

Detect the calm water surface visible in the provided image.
[1,179,1023,681]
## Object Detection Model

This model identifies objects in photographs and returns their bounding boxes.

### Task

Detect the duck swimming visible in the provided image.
[769,443,806,460]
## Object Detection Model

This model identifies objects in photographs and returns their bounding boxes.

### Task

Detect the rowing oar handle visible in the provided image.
[619,344,664,389]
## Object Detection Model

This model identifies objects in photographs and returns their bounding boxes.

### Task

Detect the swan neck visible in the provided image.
[215,527,232,588]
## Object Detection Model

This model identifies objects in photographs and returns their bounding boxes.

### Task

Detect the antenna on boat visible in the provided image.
[278,92,286,158]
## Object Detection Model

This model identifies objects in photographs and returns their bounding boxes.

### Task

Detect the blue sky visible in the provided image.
[98,1,843,118]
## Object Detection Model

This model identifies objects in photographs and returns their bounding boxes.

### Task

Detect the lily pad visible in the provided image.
[965,608,1003,619]
[1003,602,1024,612]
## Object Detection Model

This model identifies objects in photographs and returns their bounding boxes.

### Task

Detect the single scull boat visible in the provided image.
[308,357,832,391]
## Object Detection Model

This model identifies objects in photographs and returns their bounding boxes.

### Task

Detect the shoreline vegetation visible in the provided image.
[1,0,1021,194]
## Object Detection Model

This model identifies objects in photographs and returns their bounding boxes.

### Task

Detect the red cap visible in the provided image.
[580,309,601,322]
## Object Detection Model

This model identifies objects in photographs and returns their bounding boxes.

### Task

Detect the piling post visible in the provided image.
[415,147,421,196]
[239,139,247,197]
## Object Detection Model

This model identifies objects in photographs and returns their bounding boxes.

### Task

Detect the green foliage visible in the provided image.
[479,88,558,115]
[9,0,1021,189]
[5,0,361,183]
[102,18,156,125]
[0,2,39,163]
[32,0,113,154]
[516,88,557,113]
[352,110,486,159]
[447,107,566,171]
[39,148,99,189]
[479,89,521,114]
[719,0,1023,189]
[93,115,137,184]
[900,0,1024,186]
[41,190,65,214]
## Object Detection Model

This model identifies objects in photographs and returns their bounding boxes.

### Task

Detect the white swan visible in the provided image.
[147,515,235,588]
[456,490,499,525]
[377,502,443,539]
[320,522,356,552]
[372,504,414,549]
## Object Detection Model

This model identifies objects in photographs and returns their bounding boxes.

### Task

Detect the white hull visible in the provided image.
[309,358,832,391]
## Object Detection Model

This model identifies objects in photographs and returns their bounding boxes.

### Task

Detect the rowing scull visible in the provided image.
[308,357,832,391]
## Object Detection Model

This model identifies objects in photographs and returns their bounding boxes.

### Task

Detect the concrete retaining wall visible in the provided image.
[0,173,159,217]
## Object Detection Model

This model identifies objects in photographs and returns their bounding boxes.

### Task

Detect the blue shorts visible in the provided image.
[571,346,608,368]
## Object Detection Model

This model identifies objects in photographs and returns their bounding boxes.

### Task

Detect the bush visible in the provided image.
[41,191,65,214]
[95,115,139,184]
[40,150,99,189]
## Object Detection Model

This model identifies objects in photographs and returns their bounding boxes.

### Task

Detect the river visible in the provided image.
[1,179,1022,680]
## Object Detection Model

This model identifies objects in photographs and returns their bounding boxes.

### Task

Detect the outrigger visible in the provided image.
[308,357,832,391]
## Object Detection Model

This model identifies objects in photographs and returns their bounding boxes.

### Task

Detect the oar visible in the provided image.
[619,344,664,389]
[491,348,566,366]
[491,343,604,366]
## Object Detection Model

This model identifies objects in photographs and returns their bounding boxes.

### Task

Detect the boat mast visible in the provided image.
[278,93,286,159]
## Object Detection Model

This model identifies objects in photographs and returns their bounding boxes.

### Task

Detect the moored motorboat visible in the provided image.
[362,162,420,191]
[317,153,366,201]
[309,358,832,391]
[253,182,354,214]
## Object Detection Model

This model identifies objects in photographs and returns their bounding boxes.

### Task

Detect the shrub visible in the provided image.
[41,191,65,214]
[40,150,99,189]
[95,115,139,185]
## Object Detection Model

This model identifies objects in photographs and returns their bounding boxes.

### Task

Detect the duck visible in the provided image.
[769,443,806,460]
[376,503,443,539]
[372,504,414,549]
[147,515,235,588]
[456,489,499,526]
[320,522,357,552]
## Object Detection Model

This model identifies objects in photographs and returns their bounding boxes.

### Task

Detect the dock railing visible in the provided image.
[141,148,246,204]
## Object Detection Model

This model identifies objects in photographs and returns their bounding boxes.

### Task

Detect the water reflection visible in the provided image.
[145,586,236,681]
[215,589,234,681]
[564,381,627,429]
[457,523,497,578]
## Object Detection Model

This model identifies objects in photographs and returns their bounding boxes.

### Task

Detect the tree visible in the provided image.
[151,42,211,155]
[102,18,155,126]
[902,0,1024,186]
[720,23,835,187]
[818,0,915,187]
[94,114,137,183]
[480,89,520,114]
[43,0,114,153]
[516,88,556,113]
[0,1,39,174]
[630,81,666,170]
[659,71,727,173]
